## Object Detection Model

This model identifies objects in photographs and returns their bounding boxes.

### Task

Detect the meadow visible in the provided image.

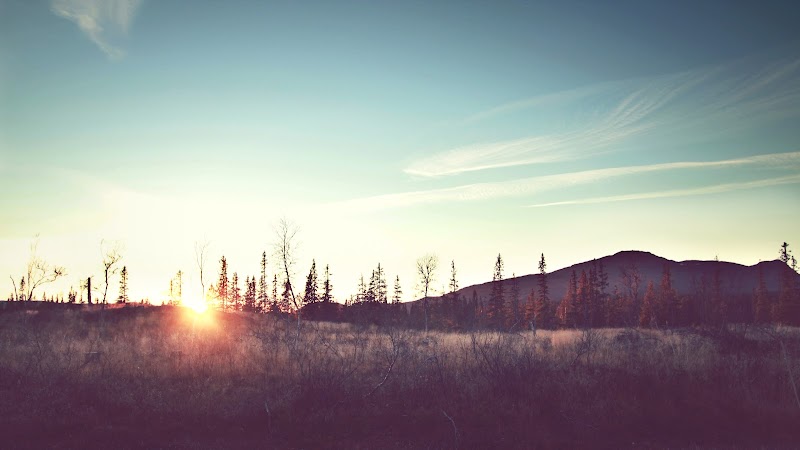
[1,305,799,449]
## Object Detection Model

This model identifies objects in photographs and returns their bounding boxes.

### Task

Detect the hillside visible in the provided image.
[426,251,797,304]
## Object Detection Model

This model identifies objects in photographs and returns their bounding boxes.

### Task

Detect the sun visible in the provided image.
[184,298,208,314]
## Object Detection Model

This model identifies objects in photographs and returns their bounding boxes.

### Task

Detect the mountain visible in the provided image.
[425,251,796,304]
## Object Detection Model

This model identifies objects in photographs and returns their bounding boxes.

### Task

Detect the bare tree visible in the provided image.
[416,254,439,333]
[274,218,301,326]
[100,240,123,308]
[195,239,210,305]
[10,236,66,301]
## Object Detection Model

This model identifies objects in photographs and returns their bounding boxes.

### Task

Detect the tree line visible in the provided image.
[6,232,800,330]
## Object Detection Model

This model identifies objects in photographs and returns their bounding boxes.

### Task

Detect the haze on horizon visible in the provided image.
[1,0,799,304]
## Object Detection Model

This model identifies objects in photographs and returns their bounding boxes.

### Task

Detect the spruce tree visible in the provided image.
[777,242,800,325]
[218,256,229,311]
[392,276,402,304]
[357,275,367,304]
[118,266,129,304]
[557,270,579,328]
[576,270,590,328]
[231,272,241,311]
[507,274,521,329]
[303,259,318,305]
[258,251,268,312]
[321,264,333,303]
[244,276,257,312]
[488,253,505,329]
[640,280,656,327]
[375,263,387,304]
[537,253,549,308]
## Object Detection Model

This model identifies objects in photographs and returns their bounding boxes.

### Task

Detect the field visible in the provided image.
[1,305,800,448]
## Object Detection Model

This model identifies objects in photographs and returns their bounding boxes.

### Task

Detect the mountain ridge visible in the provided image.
[417,250,796,305]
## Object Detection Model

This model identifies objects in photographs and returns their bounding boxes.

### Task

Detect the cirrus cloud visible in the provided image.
[51,0,143,59]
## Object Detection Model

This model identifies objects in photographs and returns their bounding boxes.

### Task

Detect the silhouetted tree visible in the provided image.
[258,251,268,312]
[218,257,229,311]
[357,275,367,303]
[777,242,800,325]
[558,270,579,328]
[195,240,210,308]
[271,274,280,313]
[507,274,521,330]
[375,263,387,304]
[487,253,505,329]
[10,236,66,302]
[100,240,123,308]
[118,266,129,304]
[321,264,333,303]
[274,218,300,326]
[303,259,318,305]
[416,254,439,333]
[392,275,402,304]
[244,276,257,312]
[231,272,241,311]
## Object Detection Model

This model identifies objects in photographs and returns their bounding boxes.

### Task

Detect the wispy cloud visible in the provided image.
[51,0,143,59]
[526,174,800,208]
[335,151,800,212]
[405,55,800,178]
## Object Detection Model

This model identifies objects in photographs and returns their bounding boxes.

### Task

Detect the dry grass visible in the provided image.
[1,305,799,448]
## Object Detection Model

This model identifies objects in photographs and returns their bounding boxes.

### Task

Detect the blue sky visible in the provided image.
[1,0,799,304]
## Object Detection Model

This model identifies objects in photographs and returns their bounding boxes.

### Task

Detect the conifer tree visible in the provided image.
[231,272,241,311]
[392,275,402,304]
[534,289,554,330]
[321,264,333,303]
[303,259,319,305]
[375,263,387,304]
[271,274,279,312]
[448,260,458,300]
[524,289,536,326]
[597,260,609,317]
[777,242,800,325]
[244,276,257,312]
[258,251,268,312]
[281,278,293,313]
[357,275,367,304]
[640,280,656,327]
[487,253,505,329]
[175,270,183,306]
[557,270,579,328]
[576,270,590,328]
[118,266,129,304]
[218,256,229,311]
[366,270,377,303]
[507,274,521,329]
[537,253,549,308]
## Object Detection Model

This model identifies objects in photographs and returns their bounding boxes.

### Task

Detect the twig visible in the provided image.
[263,400,273,435]
[364,347,400,399]
[779,339,800,411]
[442,409,458,448]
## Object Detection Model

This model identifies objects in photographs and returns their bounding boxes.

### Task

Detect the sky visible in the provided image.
[1,0,799,305]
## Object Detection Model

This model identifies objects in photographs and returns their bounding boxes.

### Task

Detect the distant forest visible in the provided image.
[6,240,800,331]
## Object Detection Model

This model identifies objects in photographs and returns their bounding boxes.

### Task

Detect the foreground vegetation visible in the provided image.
[2,305,800,448]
